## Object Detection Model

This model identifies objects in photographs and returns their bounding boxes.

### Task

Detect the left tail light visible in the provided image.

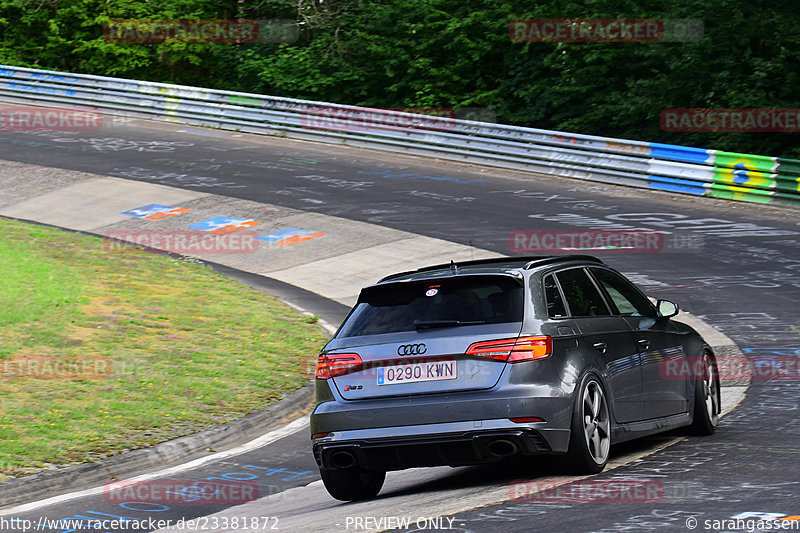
[316,353,362,379]
[466,336,552,363]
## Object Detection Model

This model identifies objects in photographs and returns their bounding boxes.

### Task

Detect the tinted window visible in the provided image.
[555,268,611,317]
[590,268,656,317]
[543,274,567,318]
[338,276,523,337]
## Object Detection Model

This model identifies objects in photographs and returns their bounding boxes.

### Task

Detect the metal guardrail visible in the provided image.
[1,64,798,207]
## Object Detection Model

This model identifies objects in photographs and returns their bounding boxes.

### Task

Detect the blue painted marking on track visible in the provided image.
[189,217,252,231]
[256,228,312,243]
[121,204,173,217]
[49,463,314,529]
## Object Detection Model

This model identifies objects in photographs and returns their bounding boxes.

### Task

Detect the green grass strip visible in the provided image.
[0,218,327,480]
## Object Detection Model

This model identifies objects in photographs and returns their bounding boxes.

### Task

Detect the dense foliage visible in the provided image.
[2,0,798,157]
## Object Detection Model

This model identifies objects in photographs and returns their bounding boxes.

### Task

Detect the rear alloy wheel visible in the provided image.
[320,468,386,501]
[565,376,611,474]
[690,351,720,435]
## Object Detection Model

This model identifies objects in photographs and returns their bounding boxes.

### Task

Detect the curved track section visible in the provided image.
[1,114,798,532]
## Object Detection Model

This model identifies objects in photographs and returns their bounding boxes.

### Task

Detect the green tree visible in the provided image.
[2,0,799,157]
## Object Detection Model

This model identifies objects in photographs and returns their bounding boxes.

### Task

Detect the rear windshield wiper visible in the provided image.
[414,319,486,330]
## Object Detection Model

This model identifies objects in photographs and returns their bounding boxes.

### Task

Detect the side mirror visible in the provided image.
[657,299,679,318]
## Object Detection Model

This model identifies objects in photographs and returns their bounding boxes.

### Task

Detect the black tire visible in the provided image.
[320,468,386,501]
[564,375,611,474]
[689,350,720,435]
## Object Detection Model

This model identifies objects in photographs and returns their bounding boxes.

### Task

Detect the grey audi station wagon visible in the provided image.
[311,255,721,501]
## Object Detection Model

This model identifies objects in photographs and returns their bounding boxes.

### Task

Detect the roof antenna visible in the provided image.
[450,260,458,275]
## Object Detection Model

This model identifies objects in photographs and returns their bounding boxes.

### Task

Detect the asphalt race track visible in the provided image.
[1,117,799,532]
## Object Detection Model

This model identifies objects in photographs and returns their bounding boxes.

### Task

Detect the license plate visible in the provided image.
[377,360,457,385]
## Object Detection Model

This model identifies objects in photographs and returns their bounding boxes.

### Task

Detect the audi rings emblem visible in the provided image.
[397,343,427,356]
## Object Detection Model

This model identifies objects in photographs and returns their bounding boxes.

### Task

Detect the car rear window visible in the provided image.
[337,275,524,337]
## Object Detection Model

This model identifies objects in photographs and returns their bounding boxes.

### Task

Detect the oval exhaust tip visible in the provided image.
[330,451,357,469]
[487,439,518,458]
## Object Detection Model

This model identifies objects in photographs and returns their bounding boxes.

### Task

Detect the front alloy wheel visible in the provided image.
[690,351,720,435]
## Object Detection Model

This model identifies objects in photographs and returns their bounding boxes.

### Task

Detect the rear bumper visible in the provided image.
[311,382,573,432]
[311,371,576,470]
[312,419,570,471]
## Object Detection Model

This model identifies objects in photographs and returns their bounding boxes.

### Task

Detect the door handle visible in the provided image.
[638,339,650,350]
[593,342,607,353]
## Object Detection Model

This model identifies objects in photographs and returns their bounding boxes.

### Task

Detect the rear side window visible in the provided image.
[554,268,612,317]
[338,276,524,337]
[543,274,567,318]
[590,268,656,317]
